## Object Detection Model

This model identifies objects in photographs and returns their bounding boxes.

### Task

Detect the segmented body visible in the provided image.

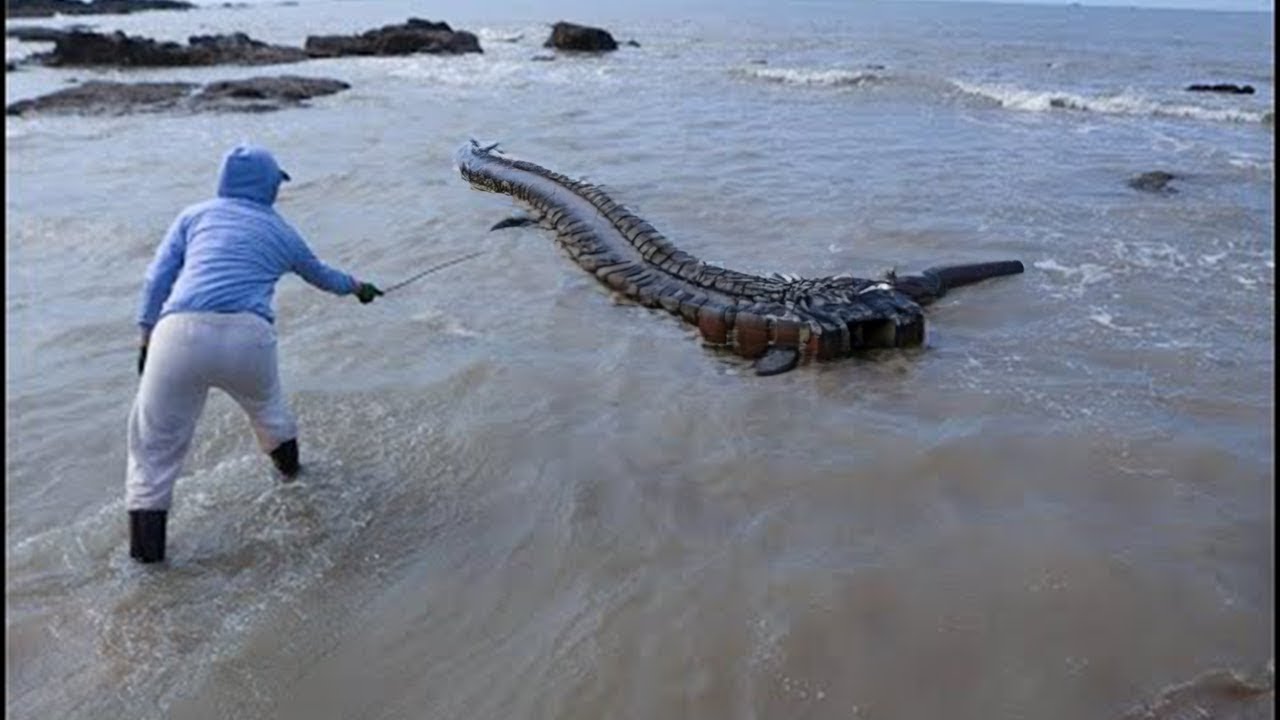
[456,142,931,365]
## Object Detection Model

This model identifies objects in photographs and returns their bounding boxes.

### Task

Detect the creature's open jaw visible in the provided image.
[457,139,1023,375]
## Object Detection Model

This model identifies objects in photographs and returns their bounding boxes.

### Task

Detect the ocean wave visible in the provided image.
[952,80,1270,124]
[477,28,525,43]
[1119,661,1273,720]
[732,66,883,88]
[1033,258,1112,285]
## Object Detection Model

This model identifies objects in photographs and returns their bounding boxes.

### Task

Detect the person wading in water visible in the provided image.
[127,143,383,564]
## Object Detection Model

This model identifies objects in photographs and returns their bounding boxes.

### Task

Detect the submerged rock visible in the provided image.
[1128,171,1177,193]
[6,75,349,116]
[543,21,618,52]
[304,18,482,57]
[190,75,350,111]
[6,80,194,115]
[33,30,309,67]
[6,0,192,18]
[1186,83,1256,94]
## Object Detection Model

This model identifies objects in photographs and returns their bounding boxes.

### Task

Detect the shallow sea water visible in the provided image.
[5,0,1274,717]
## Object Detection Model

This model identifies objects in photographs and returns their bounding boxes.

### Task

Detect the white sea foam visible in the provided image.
[1034,258,1112,285]
[1227,155,1275,174]
[1089,309,1134,332]
[734,66,882,87]
[478,28,525,43]
[951,80,1269,124]
[1121,241,1190,271]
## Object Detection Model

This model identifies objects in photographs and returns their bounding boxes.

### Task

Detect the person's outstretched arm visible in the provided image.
[286,227,382,303]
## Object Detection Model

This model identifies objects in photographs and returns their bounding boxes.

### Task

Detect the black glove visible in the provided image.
[355,282,384,304]
[137,345,148,376]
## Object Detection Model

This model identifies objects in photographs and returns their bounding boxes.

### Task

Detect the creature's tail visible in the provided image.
[930,260,1024,290]
[892,260,1024,305]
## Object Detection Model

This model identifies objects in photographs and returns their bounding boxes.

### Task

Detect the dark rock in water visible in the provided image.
[304,18,482,57]
[190,75,350,111]
[33,30,309,67]
[5,75,349,116]
[543,21,618,52]
[1186,83,1255,94]
[530,54,555,62]
[6,61,19,73]
[6,0,192,17]
[625,39,640,48]
[1128,171,1177,193]
[6,80,195,115]
[7,24,94,42]
[185,32,310,64]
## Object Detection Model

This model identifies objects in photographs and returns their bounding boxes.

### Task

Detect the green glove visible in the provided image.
[355,282,384,304]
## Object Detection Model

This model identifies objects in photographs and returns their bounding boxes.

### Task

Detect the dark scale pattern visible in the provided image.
[457,141,1023,373]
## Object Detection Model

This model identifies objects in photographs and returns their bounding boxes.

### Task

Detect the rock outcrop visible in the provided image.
[543,21,618,52]
[304,18,482,57]
[6,75,349,116]
[1128,171,1177,193]
[1186,83,1256,94]
[31,30,310,66]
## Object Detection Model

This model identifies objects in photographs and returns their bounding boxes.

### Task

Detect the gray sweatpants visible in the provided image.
[126,312,297,510]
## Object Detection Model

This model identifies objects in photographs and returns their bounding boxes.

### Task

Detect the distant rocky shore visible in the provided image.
[4,17,640,116]
[12,19,484,68]
[6,19,633,69]
[7,0,193,18]
[30,30,310,66]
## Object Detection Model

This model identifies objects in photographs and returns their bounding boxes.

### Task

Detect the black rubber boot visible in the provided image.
[129,510,167,564]
[270,438,300,480]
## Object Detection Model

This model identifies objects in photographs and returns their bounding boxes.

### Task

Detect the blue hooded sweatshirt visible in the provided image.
[136,144,357,331]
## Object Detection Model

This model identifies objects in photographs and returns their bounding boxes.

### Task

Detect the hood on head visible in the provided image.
[216,144,291,205]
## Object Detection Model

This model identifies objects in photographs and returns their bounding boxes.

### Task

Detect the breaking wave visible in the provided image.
[952,80,1270,124]
[1118,661,1274,720]
[732,65,884,88]
[477,27,525,43]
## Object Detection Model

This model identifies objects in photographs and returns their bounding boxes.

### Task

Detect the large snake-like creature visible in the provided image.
[456,139,1024,376]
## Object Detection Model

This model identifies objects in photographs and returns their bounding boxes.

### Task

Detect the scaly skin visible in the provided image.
[456,140,1023,375]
